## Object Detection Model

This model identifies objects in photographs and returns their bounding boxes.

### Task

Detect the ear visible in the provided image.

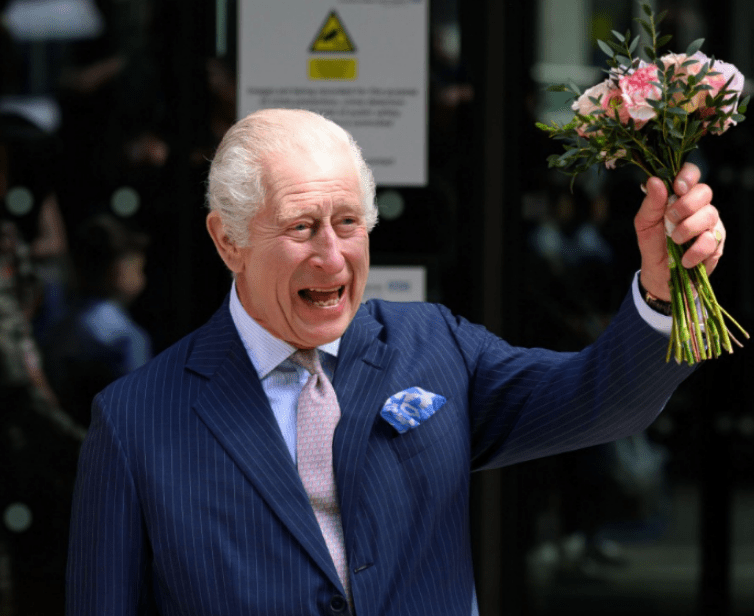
[206,211,244,273]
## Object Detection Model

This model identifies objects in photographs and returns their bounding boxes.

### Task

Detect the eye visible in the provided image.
[287,221,313,238]
[334,217,361,235]
[338,209,364,226]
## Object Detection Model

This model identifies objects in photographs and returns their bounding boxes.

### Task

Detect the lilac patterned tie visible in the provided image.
[292,349,350,599]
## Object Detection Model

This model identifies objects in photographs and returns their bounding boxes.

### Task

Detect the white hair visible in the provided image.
[206,108,377,247]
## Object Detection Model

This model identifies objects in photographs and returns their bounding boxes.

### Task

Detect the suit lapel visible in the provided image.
[332,306,399,541]
[187,299,343,589]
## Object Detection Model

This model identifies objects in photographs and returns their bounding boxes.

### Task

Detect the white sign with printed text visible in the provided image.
[362,266,426,303]
[238,0,428,186]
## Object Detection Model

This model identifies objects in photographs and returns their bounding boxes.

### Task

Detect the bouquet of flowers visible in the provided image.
[537,3,749,365]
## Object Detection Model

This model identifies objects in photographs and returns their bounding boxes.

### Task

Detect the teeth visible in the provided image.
[300,285,344,308]
[310,298,340,307]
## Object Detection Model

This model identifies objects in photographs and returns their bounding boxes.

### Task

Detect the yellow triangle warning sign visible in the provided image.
[310,11,356,53]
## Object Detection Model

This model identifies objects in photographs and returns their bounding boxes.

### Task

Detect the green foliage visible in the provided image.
[536,1,746,184]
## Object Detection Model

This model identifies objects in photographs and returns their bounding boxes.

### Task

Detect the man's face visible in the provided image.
[232,144,370,349]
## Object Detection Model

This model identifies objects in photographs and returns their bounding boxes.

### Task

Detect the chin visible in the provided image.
[294,318,351,348]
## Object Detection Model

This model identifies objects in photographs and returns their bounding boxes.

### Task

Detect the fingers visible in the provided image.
[667,197,718,243]
[636,162,703,230]
[673,162,702,197]
[664,182,714,228]
[679,215,725,272]
[663,179,723,271]
[663,178,717,265]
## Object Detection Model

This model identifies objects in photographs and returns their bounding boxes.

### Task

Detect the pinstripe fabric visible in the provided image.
[67,289,695,616]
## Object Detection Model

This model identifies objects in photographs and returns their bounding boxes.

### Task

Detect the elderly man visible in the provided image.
[67,108,724,615]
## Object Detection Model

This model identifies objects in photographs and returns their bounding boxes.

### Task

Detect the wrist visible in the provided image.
[638,277,673,317]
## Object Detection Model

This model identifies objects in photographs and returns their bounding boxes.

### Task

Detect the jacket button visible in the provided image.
[329,595,347,613]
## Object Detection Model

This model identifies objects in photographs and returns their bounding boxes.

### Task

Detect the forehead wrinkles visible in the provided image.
[271,176,363,212]
[269,172,360,197]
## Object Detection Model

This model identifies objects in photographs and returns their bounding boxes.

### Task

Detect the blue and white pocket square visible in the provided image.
[380,387,447,434]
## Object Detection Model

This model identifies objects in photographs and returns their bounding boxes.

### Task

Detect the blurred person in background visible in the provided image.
[44,213,152,429]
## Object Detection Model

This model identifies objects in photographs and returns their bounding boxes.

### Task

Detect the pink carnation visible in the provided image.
[619,63,662,122]
[571,79,631,136]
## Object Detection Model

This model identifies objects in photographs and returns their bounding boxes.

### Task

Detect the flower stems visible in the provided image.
[664,231,749,365]
[667,240,695,363]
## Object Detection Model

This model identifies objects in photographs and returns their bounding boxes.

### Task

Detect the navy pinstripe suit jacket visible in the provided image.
[67,290,694,615]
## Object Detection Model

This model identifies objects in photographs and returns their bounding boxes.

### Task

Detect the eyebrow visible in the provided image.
[275,200,364,224]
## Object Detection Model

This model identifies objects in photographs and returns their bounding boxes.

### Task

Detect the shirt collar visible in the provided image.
[228,280,340,379]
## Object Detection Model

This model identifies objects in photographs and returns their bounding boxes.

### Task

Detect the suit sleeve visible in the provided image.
[66,395,157,616]
[446,289,697,470]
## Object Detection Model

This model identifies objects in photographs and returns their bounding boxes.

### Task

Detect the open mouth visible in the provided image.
[298,286,345,307]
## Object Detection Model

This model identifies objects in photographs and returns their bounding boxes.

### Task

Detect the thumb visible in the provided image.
[636,176,669,231]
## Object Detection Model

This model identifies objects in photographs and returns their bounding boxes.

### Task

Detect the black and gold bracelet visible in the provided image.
[638,278,673,317]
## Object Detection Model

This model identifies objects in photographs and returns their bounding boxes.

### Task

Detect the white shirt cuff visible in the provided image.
[632,271,673,336]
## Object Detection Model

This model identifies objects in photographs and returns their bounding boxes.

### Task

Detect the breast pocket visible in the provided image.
[388,400,460,463]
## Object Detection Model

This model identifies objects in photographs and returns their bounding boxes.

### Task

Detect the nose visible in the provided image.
[310,221,345,274]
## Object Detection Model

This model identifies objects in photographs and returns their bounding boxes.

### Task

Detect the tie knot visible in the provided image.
[291,348,323,376]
